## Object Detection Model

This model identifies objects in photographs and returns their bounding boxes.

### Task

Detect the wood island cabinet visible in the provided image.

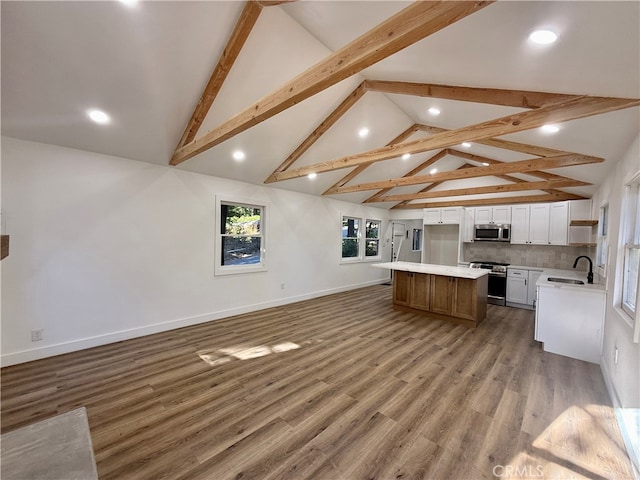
[393,270,431,311]
[392,270,488,327]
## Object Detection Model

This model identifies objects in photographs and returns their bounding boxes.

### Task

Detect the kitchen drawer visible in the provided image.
[507,268,528,278]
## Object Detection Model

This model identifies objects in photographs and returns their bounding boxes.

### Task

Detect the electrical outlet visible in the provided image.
[31,329,43,342]
[280,283,285,290]
[614,346,619,364]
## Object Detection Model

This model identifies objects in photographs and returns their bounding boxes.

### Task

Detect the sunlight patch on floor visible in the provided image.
[505,404,633,479]
[197,341,301,366]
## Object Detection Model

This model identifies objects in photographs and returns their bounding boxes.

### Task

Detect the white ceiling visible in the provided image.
[2,1,639,209]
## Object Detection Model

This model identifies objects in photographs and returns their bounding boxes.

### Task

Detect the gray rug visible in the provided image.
[1,407,98,480]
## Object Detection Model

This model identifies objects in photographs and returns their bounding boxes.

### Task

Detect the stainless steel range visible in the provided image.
[470,261,509,306]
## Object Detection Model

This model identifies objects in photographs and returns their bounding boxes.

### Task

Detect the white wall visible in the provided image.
[591,134,640,409]
[0,137,391,366]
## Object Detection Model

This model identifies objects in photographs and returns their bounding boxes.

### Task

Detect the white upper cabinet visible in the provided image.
[549,202,569,245]
[474,206,511,224]
[529,204,551,244]
[510,205,531,244]
[462,207,475,242]
[424,207,462,225]
[510,202,569,246]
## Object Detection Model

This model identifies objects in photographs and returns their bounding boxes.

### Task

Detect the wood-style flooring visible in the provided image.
[1,285,634,479]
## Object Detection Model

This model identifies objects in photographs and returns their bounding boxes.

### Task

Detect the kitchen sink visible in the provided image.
[547,277,585,285]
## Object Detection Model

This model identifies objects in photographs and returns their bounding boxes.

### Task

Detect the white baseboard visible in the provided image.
[600,360,621,408]
[601,361,640,480]
[1,279,387,367]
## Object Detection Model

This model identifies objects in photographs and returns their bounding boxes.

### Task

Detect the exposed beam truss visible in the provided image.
[330,154,604,194]
[267,96,639,182]
[170,1,494,165]
[172,1,264,154]
[393,193,582,209]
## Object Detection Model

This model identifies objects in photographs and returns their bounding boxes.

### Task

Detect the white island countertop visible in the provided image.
[372,261,489,279]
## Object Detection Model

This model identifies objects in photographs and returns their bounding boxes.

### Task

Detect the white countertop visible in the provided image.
[536,268,606,292]
[372,261,489,279]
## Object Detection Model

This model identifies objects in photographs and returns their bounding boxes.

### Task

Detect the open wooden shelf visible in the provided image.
[570,220,598,227]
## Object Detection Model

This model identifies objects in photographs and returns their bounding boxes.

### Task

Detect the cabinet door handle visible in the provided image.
[525,279,527,286]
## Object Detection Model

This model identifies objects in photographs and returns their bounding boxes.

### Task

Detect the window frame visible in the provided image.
[215,195,268,276]
[340,215,383,263]
[412,228,423,252]
[596,204,609,277]
[341,215,362,262]
[365,219,382,260]
[617,174,640,341]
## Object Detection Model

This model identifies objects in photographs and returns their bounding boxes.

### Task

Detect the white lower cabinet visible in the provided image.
[527,270,542,307]
[506,269,528,304]
[536,283,605,364]
[506,267,542,309]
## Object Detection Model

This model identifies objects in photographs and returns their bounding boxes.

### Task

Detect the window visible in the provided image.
[215,197,266,275]
[365,220,381,258]
[412,228,423,251]
[621,179,640,322]
[597,204,609,273]
[341,216,382,261]
[342,217,360,259]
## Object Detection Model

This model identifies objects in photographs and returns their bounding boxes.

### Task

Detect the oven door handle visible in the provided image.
[489,272,506,278]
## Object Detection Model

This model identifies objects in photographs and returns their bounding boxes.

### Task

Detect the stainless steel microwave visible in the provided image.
[474,224,511,242]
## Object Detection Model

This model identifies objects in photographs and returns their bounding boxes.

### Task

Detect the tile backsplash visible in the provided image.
[463,242,595,271]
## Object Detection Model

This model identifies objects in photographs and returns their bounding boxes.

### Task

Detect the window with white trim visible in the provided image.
[597,204,609,275]
[412,228,423,251]
[215,198,266,275]
[341,216,382,261]
[621,179,640,322]
[341,216,360,259]
[365,220,381,258]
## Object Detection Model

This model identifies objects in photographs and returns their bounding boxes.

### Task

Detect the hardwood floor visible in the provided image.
[1,285,634,479]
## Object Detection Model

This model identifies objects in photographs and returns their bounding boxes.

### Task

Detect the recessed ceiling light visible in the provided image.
[428,107,441,116]
[540,124,560,134]
[358,127,369,138]
[461,142,472,148]
[529,29,558,45]
[429,168,438,175]
[402,153,411,160]
[119,0,138,7]
[87,109,110,125]
[482,162,490,166]
[307,172,317,180]
[232,150,246,161]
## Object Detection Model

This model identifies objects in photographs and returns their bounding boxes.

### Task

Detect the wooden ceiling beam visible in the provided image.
[172,1,263,153]
[446,148,591,186]
[392,193,581,209]
[266,82,368,183]
[256,1,296,6]
[385,163,473,208]
[356,149,449,201]
[322,124,421,195]
[332,154,603,193]
[370,179,589,203]
[417,124,572,157]
[268,96,638,181]
[170,1,494,166]
[364,80,580,109]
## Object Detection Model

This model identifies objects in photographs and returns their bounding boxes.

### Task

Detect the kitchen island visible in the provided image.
[373,262,489,328]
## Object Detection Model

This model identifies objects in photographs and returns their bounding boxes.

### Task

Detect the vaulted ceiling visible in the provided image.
[2,1,639,210]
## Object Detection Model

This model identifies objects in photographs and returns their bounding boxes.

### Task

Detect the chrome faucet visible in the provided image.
[573,256,593,284]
